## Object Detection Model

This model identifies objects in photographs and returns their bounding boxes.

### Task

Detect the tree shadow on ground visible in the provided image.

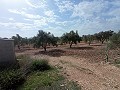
[67,46,94,50]
[15,48,34,53]
[90,44,102,46]
[34,49,66,57]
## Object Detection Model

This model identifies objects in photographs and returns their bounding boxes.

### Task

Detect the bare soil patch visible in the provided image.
[16,43,120,90]
[34,49,66,57]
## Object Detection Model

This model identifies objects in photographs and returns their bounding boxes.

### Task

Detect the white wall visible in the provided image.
[0,39,16,67]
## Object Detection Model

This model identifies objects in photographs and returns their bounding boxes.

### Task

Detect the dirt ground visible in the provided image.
[16,43,120,90]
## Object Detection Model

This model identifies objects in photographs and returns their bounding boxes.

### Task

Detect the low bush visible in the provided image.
[30,60,51,71]
[0,56,52,90]
[108,31,120,49]
[17,54,30,60]
[0,69,25,90]
[20,69,65,90]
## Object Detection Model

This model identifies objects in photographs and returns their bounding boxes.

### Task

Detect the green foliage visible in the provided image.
[30,60,51,71]
[82,34,94,45]
[108,31,120,49]
[17,55,51,75]
[45,80,81,90]
[12,34,29,50]
[61,30,81,48]
[114,59,120,64]
[0,69,25,90]
[17,54,30,60]
[94,30,114,44]
[32,30,58,51]
[82,35,88,43]
[20,69,64,90]
[12,34,22,46]
[104,31,119,62]
[20,69,80,90]
[0,55,81,90]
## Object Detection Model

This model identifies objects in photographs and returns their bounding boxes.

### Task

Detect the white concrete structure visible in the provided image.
[0,39,16,68]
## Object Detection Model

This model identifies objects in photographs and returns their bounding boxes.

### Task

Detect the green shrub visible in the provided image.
[109,31,120,49]
[20,69,64,90]
[17,55,31,61]
[30,60,51,71]
[18,55,51,75]
[0,69,25,90]
[0,61,20,71]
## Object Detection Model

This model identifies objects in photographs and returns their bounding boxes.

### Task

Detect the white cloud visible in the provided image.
[72,0,120,20]
[34,19,47,27]
[44,10,55,17]
[8,9,42,19]
[25,0,47,9]
[44,10,59,23]
[55,20,77,27]
[8,9,57,25]
[9,18,14,21]
[66,0,120,35]
[72,1,105,19]
[55,0,74,13]
[0,22,33,30]
[1,0,120,37]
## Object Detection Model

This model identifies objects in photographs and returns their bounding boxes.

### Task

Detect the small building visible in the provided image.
[0,39,16,68]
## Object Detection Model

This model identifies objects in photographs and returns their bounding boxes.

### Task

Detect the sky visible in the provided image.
[0,0,120,38]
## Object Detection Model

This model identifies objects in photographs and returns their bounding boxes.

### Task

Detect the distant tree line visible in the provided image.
[82,30,114,45]
[11,30,119,51]
[12,34,29,49]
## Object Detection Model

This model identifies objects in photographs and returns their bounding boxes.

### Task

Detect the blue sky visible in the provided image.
[0,0,120,38]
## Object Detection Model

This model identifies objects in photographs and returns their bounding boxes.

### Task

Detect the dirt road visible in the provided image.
[32,55,120,90]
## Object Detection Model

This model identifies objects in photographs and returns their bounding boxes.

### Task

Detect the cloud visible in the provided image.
[9,18,14,21]
[55,0,74,13]
[55,20,77,27]
[67,0,120,35]
[34,19,47,27]
[72,1,105,19]
[8,9,42,19]
[1,0,120,38]
[0,22,33,30]
[25,0,47,9]
[72,0,120,20]
[44,10,55,17]
[8,9,58,27]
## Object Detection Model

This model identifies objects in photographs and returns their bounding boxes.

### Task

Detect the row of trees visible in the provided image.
[12,34,29,49]
[11,30,119,51]
[82,30,114,45]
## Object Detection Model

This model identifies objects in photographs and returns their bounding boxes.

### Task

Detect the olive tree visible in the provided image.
[105,31,120,62]
[61,30,81,48]
[94,30,114,44]
[34,30,57,51]
[82,34,94,45]
[12,34,22,49]
[108,31,120,49]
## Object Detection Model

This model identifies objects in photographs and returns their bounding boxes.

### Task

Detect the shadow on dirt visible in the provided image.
[67,46,94,50]
[34,49,66,57]
[15,48,34,53]
[90,44,102,46]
